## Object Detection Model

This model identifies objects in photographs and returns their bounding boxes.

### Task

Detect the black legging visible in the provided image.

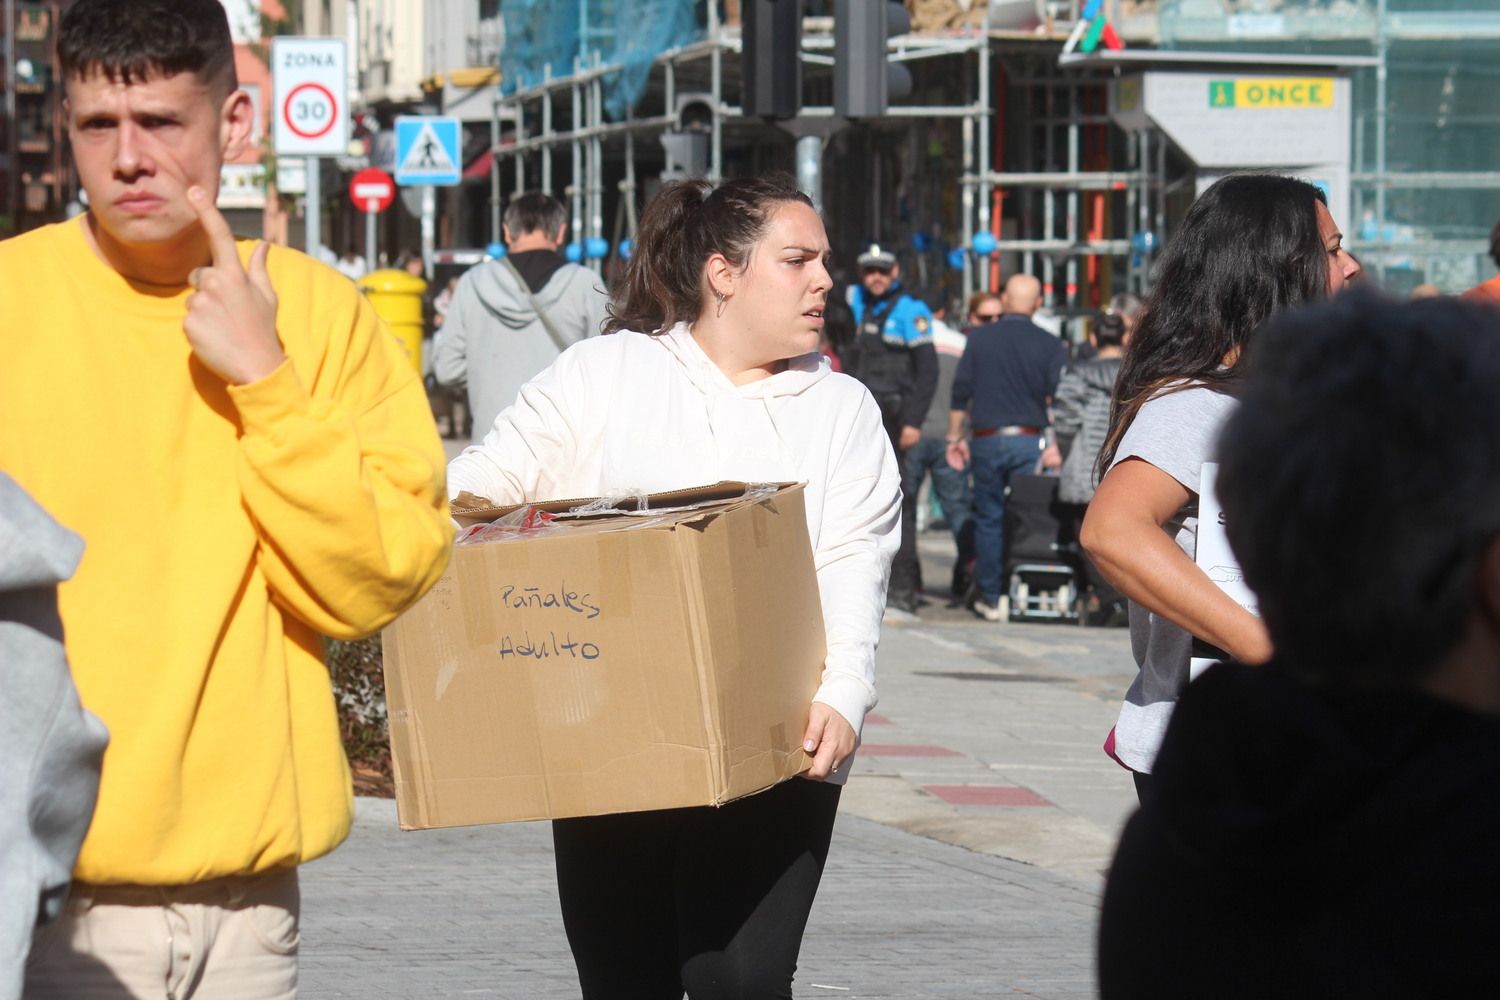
[552,778,842,1000]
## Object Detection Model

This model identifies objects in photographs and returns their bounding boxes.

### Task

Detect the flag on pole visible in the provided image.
[1063,0,1125,55]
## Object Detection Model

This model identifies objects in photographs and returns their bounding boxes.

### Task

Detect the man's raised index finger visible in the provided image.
[188,186,241,272]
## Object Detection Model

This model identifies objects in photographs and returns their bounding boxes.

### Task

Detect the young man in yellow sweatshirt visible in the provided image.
[1,1,453,995]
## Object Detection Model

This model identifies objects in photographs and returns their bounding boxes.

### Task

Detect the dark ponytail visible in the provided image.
[605,172,813,335]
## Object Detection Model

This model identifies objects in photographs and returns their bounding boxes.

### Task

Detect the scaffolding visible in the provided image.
[975,49,1148,309]
[1150,0,1500,291]
[483,5,1153,316]
[480,0,1500,306]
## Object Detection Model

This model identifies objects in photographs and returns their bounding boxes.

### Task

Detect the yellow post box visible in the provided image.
[358,269,427,372]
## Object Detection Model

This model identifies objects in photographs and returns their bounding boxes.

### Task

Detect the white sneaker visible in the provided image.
[973,598,1006,622]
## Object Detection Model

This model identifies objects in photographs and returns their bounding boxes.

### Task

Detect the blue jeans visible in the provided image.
[970,434,1044,604]
[902,436,974,559]
[900,437,972,593]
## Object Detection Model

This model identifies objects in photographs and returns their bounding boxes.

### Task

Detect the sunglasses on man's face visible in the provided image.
[973,311,1002,322]
[862,266,894,276]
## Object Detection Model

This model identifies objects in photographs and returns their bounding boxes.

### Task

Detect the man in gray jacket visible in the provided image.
[0,473,107,1000]
[433,192,609,441]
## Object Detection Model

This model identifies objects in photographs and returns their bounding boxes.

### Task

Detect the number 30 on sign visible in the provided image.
[272,37,348,157]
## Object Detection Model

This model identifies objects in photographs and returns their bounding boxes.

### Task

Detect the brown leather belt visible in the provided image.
[972,425,1043,438]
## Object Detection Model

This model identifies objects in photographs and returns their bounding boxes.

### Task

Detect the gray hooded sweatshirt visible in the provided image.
[0,473,107,1000]
[432,250,609,442]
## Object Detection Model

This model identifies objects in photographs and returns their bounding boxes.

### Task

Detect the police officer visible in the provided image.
[844,243,938,614]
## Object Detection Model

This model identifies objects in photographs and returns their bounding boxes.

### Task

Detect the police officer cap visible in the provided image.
[857,243,898,269]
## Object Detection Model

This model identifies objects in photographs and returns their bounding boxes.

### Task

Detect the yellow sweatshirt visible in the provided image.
[0,218,453,885]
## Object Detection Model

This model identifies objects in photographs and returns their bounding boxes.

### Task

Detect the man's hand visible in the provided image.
[183,186,285,385]
[1041,443,1063,471]
[800,703,856,781]
[898,425,921,450]
[946,439,969,471]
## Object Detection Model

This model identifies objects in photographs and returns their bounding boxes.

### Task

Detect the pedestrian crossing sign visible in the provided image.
[395,116,462,186]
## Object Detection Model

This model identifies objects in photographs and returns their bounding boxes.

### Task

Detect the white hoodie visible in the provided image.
[447,324,901,774]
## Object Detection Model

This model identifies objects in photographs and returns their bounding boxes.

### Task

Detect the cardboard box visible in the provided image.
[382,482,826,830]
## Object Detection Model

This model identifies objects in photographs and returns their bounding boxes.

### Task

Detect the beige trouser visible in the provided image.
[24,868,299,1000]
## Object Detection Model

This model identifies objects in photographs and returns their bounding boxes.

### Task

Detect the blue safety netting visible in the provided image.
[501,0,703,121]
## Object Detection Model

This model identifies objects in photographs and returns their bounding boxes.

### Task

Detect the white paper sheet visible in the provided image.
[1190,462,1261,679]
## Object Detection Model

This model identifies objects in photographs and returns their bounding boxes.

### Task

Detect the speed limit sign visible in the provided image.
[284,82,336,140]
[272,38,347,157]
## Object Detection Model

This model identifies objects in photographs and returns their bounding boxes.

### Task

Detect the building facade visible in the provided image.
[1,0,70,236]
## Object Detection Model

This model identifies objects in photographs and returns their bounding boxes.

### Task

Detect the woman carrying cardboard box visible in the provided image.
[447,173,901,999]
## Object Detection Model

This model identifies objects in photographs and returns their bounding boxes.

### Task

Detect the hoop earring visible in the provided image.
[714,289,729,318]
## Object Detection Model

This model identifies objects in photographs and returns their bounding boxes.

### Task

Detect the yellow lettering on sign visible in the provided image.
[1220,78,1335,109]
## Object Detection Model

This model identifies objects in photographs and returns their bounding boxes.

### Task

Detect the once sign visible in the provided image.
[1208,78,1334,110]
[273,37,348,157]
[349,168,395,215]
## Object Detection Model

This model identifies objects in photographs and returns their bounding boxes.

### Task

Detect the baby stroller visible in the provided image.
[994,473,1085,623]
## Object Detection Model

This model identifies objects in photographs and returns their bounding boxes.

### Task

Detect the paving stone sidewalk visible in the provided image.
[300,797,1102,999]
[304,503,1133,998]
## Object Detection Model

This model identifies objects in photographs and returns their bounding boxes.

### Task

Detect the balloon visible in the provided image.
[947,248,967,270]
[585,236,609,259]
[972,231,998,256]
[618,238,633,260]
[485,241,507,259]
[564,243,584,262]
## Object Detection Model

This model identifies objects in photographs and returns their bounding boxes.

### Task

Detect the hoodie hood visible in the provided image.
[1072,354,1122,393]
[0,473,83,591]
[505,248,569,293]
[631,324,836,485]
[654,322,833,401]
[468,255,601,330]
[1144,662,1500,908]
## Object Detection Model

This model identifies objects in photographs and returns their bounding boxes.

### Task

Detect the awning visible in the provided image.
[462,150,494,183]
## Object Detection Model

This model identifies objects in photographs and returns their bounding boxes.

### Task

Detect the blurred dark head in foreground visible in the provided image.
[1101,291,1500,1000]
[1219,290,1500,699]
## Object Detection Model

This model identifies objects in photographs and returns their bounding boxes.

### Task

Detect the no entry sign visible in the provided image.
[273,38,348,157]
[349,168,395,214]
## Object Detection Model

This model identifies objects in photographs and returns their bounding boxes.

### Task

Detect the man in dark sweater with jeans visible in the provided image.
[947,275,1067,621]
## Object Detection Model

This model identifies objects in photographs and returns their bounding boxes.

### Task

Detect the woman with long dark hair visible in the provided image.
[447,173,901,998]
[1080,173,1361,800]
